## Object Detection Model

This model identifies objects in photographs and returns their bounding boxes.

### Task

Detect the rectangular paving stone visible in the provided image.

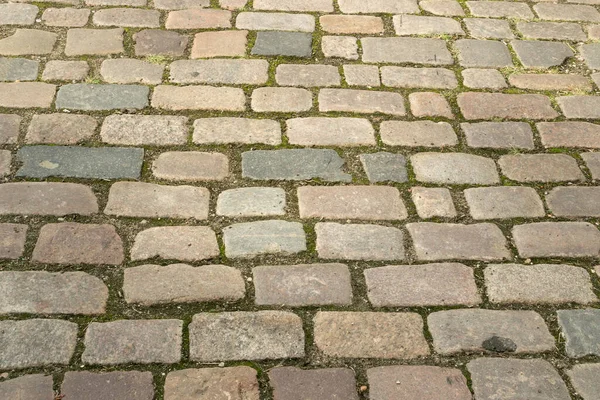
[407,222,510,261]
[365,263,481,307]
[0,150,9,177]
[393,14,464,35]
[64,28,124,56]
[124,264,244,306]
[191,30,247,58]
[368,366,471,400]
[217,187,286,217]
[276,64,340,87]
[42,7,90,27]
[93,8,159,27]
[467,1,534,18]
[458,92,558,119]
[558,309,600,358]
[499,154,584,182]
[582,43,600,69]
[101,115,187,146]
[464,186,544,219]
[320,15,383,34]
[338,0,419,13]
[539,122,600,148]
[547,186,600,217]
[194,117,281,145]
[381,67,457,89]
[534,3,600,22]
[0,82,56,108]
[0,3,38,25]
[465,18,514,39]
[409,92,453,119]
[155,0,209,8]
[242,149,351,182]
[0,271,108,315]
[223,220,306,258]
[468,359,571,400]
[455,39,513,67]
[252,31,312,57]
[32,222,124,265]
[236,12,315,32]
[105,182,209,219]
[152,151,228,181]
[412,187,457,218]
[315,222,405,261]
[166,9,231,29]
[0,57,38,81]
[298,186,406,220]
[360,152,407,183]
[253,263,352,306]
[134,29,188,56]
[42,60,89,81]
[152,85,245,111]
[27,114,96,145]
[251,87,313,112]
[16,146,143,180]
[485,264,596,305]
[0,29,57,55]
[462,122,534,149]
[254,0,331,11]
[558,95,600,119]
[512,40,574,69]
[567,364,600,400]
[165,367,259,400]
[318,89,405,115]
[286,117,375,147]
[0,182,98,216]
[411,152,499,184]
[170,59,268,85]
[513,222,600,258]
[582,152,600,179]
[0,319,78,369]
[0,223,27,259]
[314,312,429,359]
[0,114,21,144]
[131,226,219,262]
[100,59,163,85]
[381,121,457,147]
[55,84,148,110]
[509,74,591,91]
[323,36,359,59]
[344,64,380,86]
[82,320,182,365]
[189,311,304,361]
[61,371,154,400]
[362,37,453,65]
[270,367,357,400]
[517,21,586,41]
[421,0,465,16]
[428,309,555,354]
[0,375,53,399]
[462,68,507,89]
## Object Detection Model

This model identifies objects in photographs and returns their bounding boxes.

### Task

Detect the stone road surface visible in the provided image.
[1,0,600,398]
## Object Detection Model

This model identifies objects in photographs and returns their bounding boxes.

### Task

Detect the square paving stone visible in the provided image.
[558,309,600,358]
[581,43,600,69]
[269,367,358,400]
[455,39,513,67]
[252,31,312,58]
[0,223,27,259]
[0,114,21,144]
[359,152,408,183]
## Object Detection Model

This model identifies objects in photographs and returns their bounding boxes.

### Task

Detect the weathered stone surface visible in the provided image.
[217,188,286,217]
[558,309,600,357]
[251,87,313,112]
[287,117,375,146]
[509,74,591,91]
[314,312,429,359]
[338,0,419,13]
[582,43,600,69]
[42,7,90,27]
[101,115,187,146]
[93,8,159,27]
[409,92,453,119]
[322,35,358,59]
[100,59,163,84]
[83,320,182,365]
[499,154,584,182]
[0,319,78,369]
[0,3,38,25]
[0,271,108,314]
[65,28,123,56]
[105,182,209,219]
[512,40,574,68]
[253,263,352,306]
[411,152,499,184]
[134,29,188,56]
[165,367,259,400]
[393,14,463,36]
[270,367,358,400]
[567,364,600,400]
[0,82,56,108]
[381,121,457,147]
[254,0,332,11]
[223,220,306,258]
[298,186,406,220]
[276,64,340,87]
[252,31,312,57]
[539,122,600,148]
[56,84,149,110]
[547,187,600,217]
[412,187,457,218]
[429,309,554,354]
[166,9,231,29]
[421,0,465,16]
[0,29,57,55]
[368,366,471,400]
[558,95,600,119]
[61,371,154,400]
[0,375,53,399]
[485,264,596,304]
[27,114,96,145]
[468,1,534,18]
[32,223,123,265]
[458,92,558,120]
[155,0,209,8]
[468,359,570,400]
[0,182,98,216]
[315,222,404,261]
[320,15,383,34]
[362,37,453,65]
[582,152,600,179]
[189,311,304,361]
[236,12,314,32]
[194,117,281,145]
[344,64,380,86]
[464,186,544,219]
[0,150,9,177]
[407,223,510,261]
[242,149,351,182]
[16,146,143,180]
[152,85,245,111]
[455,39,513,67]
[42,60,89,81]
[465,18,514,39]
[191,30,247,58]
[0,57,38,81]
[381,67,457,89]
[124,264,245,305]
[0,114,21,144]
[517,21,586,40]
[0,224,27,259]
[319,89,404,115]
[462,122,534,149]
[534,3,600,22]
[131,226,219,262]
[170,59,268,85]
[153,152,228,181]
[365,263,481,307]
[360,152,407,183]
[513,222,600,258]
[462,68,507,89]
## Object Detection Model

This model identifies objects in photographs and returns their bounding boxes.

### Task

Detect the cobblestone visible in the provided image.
[286,117,375,146]
[237,12,314,32]
[558,309,600,357]
[61,371,154,400]
[411,153,499,184]
[191,30,247,58]
[251,87,313,112]
[217,187,286,217]
[499,154,584,182]
[194,118,281,145]
[42,60,89,81]
[320,89,404,115]
[381,121,458,147]
[518,21,586,40]
[462,122,534,149]
[152,152,228,181]
[455,39,513,67]
[0,4,38,25]
[458,92,558,120]
[65,28,123,56]
[101,115,187,145]
[164,367,259,400]
[134,29,188,56]
[547,187,600,217]
[513,222,600,258]
[320,15,383,34]
[464,186,545,219]
[411,187,457,218]
[100,59,163,84]
[270,367,358,400]
[381,67,457,89]
[512,40,574,68]
[276,64,340,87]
[509,74,591,91]
[362,37,453,65]
[152,85,245,111]
[539,122,600,148]
[567,364,600,400]
[166,9,231,29]
[462,68,507,89]
[130,226,219,261]
[0,29,57,55]
[170,59,268,85]
[558,95,600,119]
[0,224,27,260]
[42,7,90,27]
[359,152,408,183]
[0,114,21,144]
[223,220,306,258]
[0,82,56,108]
[252,31,312,57]
[0,375,53,399]
[0,57,39,81]
[56,84,149,111]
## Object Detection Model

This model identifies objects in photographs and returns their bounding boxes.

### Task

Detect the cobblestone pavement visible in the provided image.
[2,0,600,398]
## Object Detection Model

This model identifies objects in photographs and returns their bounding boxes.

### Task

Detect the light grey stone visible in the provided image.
[100,59,163,84]
[567,364,600,400]
[170,59,268,85]
[130,226,219,262]
[164,367,259,400]
[101,115,187,146]
[517,21,586,41]
[236,12,315,32]
[411,152,499,184]
[0,223,27,259]
[0,57,38,81]
[42,60,89,81]
[362,37,453,65]
[0,4,38,25]
[464,186,545,219]
[0,114,21,144]
[55,84,149,110]
[499,154,584,182]
[512,40,574,68]
[381,67,457,89]
[64,28,123,56]
[359,152,407,183]
[193,117,281,145]
[0,29,57,55]
[276,64,340,87]
[513,222,600,258]
[393,14,464,35]
[217,187,286,217]
[558,309,600,358]
[462,122,534,149]
[462,68,507,89]
[381,121,457,147]
[223,220,306,258]
[411,187,457,218]
[465,18,514,39]
[26,114,96,144]
[0,375,53,399]
[547,186,600,217]
[455,39,513,67]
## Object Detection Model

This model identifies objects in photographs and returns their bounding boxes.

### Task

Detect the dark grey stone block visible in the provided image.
[251,31,312,58]
[55,84,149,110]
